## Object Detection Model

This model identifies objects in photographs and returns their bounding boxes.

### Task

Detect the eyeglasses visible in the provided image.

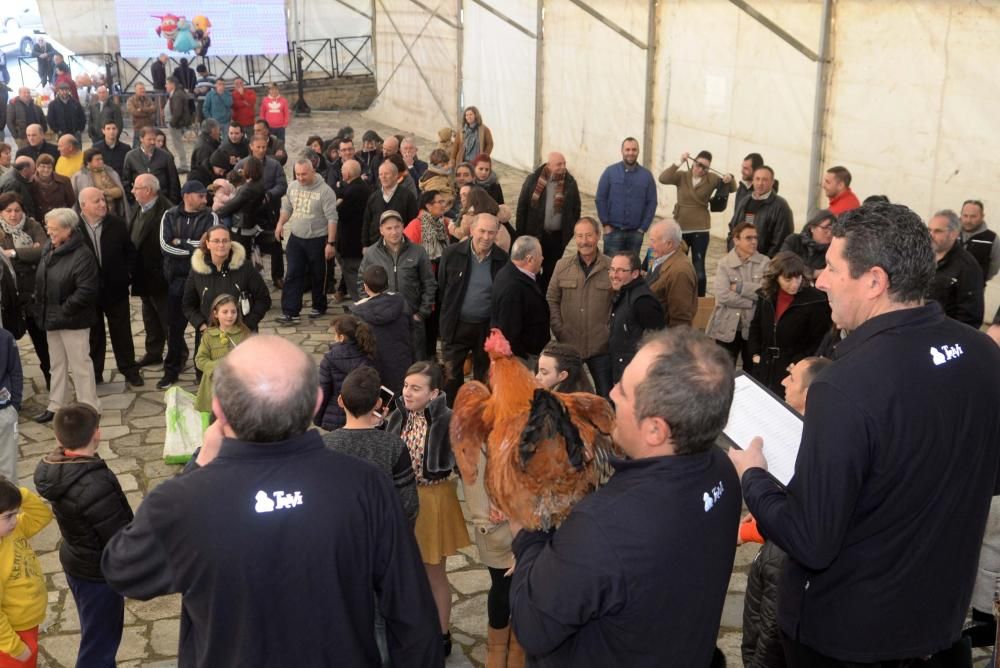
[694,162,711,170]
[208,239,231,245]
[608,267,634,274]
[815,223,833,231]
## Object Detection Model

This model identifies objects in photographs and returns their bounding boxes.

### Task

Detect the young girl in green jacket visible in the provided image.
[195,294,251,413]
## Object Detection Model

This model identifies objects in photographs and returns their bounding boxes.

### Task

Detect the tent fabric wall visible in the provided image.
[461,0,537,172]
[368,0,459,141]
[540,1,651,195]
[652,0,822,237]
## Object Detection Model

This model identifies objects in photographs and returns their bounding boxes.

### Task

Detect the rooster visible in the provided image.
[450,329,617,531]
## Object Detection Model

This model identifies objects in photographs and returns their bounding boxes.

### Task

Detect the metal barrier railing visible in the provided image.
[14,36,374,93]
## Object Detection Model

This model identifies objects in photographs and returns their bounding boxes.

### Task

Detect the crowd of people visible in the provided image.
[0,72,999,668]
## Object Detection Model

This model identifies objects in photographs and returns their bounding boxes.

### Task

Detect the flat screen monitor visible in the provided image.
[115,0,288,58]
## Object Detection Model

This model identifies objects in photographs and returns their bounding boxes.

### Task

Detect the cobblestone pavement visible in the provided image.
[19,110,985,667]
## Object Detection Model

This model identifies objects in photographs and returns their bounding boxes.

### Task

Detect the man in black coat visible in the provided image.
[86,86,124,145]
[491,235,550,364]
[926,209,984,327]
[128,174,172,366]
[93,121,130,180]
[15,123,59,163]
[608,251,664,384]
[731,202,1000,665]
[337,159,370,300]
[76,188,141,387]
[729,166,793,258]
[187,118,221,186]
[361,160,417,247]
[47,83,86,139]
[0,157,39,220]
[6,87,46,148]
[122,127,181,205]
[438,214,509,405]
[349,265,413,398]
[515,152,582,292]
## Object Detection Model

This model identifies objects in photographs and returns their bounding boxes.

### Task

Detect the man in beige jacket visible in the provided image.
[646,219,697,328]
[546,217,614,396]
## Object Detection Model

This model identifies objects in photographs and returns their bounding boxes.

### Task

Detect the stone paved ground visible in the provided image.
[13,110,989,667]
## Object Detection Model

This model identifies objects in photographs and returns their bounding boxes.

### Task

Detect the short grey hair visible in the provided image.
[201,118,220,134]
[575,216,601,237]
[510,235,541,262]
[634,327,735,456]
[213,338,318,442]
[472,212,499,233]
[135,173,159,192]
[932,209,961,233]
[650,219,682,246]
[45,208,79,230]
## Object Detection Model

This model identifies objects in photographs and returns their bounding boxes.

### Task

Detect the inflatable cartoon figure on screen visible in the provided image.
[153,13,211,56]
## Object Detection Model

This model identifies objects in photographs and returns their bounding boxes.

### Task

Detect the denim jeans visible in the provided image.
[282,235,328,316]
[683,231,710,297]
[603,228,645,256]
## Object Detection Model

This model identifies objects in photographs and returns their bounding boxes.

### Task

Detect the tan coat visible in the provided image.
[658,163,735,232]
[450,124,494,165]
[648,251,697,328]
[126,95,157,131]
[546,253,613,359]
[704,249,770,342]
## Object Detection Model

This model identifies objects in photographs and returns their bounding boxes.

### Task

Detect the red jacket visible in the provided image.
[828,188,860,216]
[259,94,289,129]
[231,88,257,127]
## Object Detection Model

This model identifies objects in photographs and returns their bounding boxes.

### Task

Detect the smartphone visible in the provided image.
[374,385,395,418]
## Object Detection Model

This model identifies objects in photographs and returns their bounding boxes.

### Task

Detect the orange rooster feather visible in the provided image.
[450,329,617,530]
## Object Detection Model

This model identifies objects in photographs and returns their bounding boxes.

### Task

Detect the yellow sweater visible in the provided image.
[0,489,53,657]
[55,151,84,179]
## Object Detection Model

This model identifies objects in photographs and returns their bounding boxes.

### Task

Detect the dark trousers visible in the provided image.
[539,230,565,293]
[585,353,613,398]
[164,292,190,378]
[273,127,286,141]
[718,330,754,373]
[24,315,51,388]
[282,235,328,316]
[89,298,137,378]
[424,307,440,361]
[66,575,124,668]
[682,231,710,297]
[781,633,972,668]
[140,294,169,359]
[442,320,491,407]
[339,255,362,301]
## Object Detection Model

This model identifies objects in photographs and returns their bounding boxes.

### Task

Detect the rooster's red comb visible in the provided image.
[483,328,512,358]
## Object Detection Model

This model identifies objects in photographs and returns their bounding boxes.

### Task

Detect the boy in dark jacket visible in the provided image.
[349,265,413,397]
[34,403,134,668]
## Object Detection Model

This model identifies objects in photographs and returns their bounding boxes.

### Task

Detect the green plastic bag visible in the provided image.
[163,386,209,464]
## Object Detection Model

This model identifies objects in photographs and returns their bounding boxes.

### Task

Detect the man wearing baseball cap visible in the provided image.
[46,82,86,142]
[157,179,219,389]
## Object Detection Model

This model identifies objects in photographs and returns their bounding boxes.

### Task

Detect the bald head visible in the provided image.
[78,187,107,222]
[382,136,399,156]
[212,335,320,442]
[58,134,80,156]
[546,152,567,177]
[342,158,361,181]
[132,173,159,205]
[18,87,31,103]
[25,124,44,146]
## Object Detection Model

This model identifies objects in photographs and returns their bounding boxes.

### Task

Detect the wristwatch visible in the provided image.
[326,240,336,246]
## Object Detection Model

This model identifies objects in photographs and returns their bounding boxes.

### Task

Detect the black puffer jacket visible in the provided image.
[215,179,268,233]
[316,341,373,431]
[181,241,271,331]
[34,449,134,581]
[780,227,828,277]
[33,231,99,331]
[742,540,787,668]
[349,292,412,397]
[748,285,831,395]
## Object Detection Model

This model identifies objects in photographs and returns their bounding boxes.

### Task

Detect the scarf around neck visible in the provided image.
[530,166,565,213]
[1,218,33,248]
[462,123,479,161]
[419,210,449,261]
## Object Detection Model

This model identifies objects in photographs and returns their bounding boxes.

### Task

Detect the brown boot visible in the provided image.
[507,628,526,668]
[486,625,510,668]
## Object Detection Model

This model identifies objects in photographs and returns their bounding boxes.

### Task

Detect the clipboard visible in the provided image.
[721,371,803,485]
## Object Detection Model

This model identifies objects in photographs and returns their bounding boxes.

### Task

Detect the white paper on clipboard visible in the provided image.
[723,372,803,485]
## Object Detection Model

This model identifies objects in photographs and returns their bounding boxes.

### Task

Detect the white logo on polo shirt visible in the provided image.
[703,481,724,512]
[930,344,963,366]
[253,490,304,513]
